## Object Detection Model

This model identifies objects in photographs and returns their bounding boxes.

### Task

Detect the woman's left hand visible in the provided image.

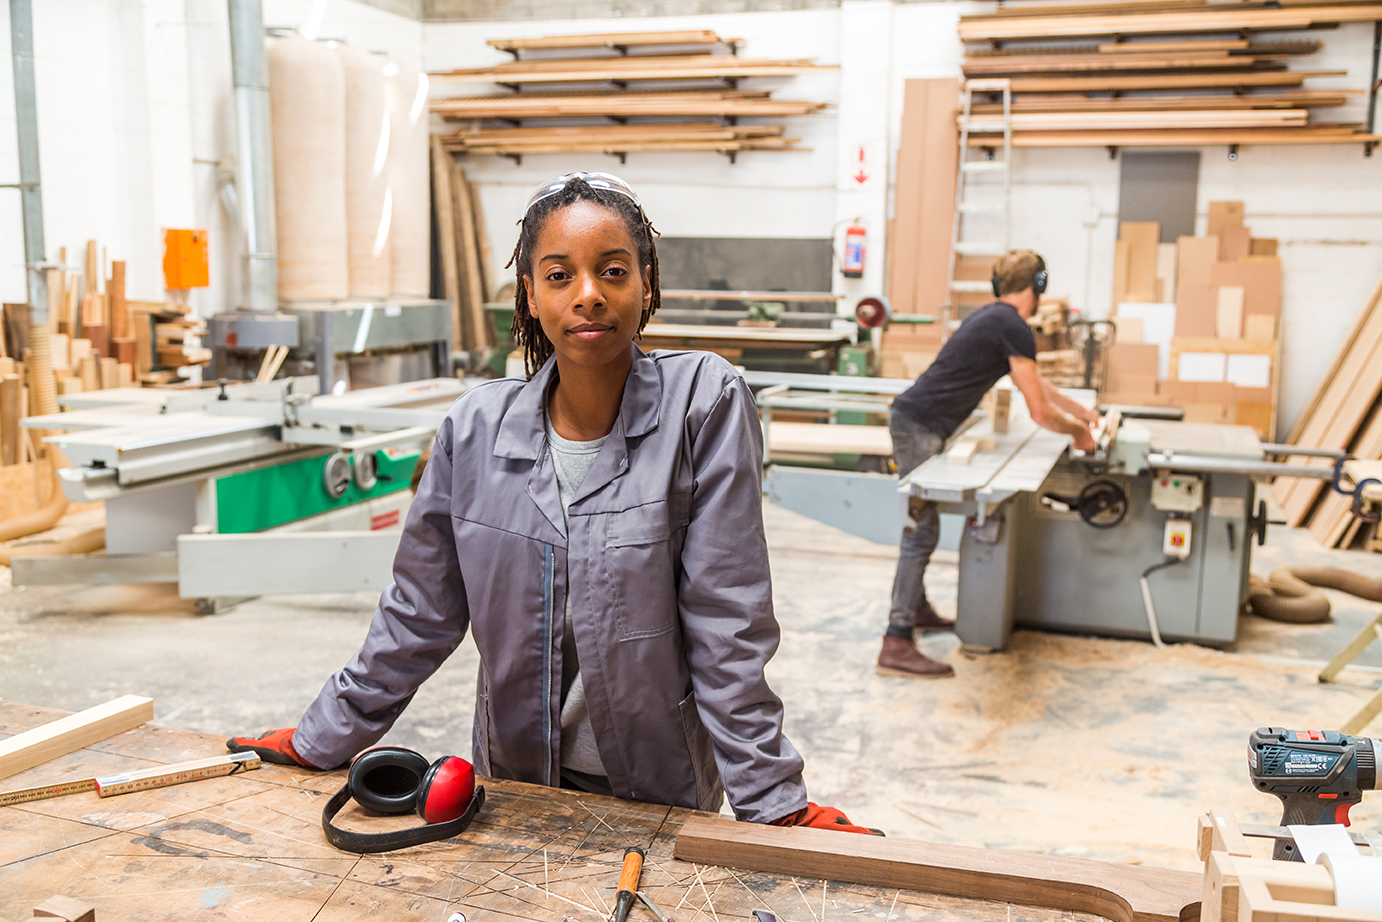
[772,802,884,836]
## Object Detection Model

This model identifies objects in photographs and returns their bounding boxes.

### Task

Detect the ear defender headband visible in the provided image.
[991,257,1048,298]
[523,171,644,218]
[321,746,485,853]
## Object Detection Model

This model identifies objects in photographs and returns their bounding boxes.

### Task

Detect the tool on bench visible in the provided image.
[637,890,674,922]
[320,746,484,853]
[611,846,645,922]
[1248,727,1380,861]
[0,752,260,808]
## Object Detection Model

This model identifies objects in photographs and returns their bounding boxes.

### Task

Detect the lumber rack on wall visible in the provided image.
[957,0,1382,155]
[430,30,833,161]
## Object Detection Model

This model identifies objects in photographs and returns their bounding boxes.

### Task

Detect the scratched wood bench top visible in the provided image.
[0,702,1102,922]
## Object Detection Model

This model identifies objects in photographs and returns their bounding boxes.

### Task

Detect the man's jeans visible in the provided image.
[887,410,945,638]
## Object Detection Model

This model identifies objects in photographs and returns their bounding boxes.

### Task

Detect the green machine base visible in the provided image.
[215,448,421,534]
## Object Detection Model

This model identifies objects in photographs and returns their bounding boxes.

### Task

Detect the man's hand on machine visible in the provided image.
[226,728,321,769]
[1072,425,1097,453]
[771,802,885,836]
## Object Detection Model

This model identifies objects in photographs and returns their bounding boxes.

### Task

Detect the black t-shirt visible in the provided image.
[891,301,1037,439]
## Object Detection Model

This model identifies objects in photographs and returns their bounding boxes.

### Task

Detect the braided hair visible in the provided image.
[506,175,662,378]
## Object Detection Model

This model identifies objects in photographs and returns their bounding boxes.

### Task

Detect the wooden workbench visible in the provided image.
[0,701,1106,922]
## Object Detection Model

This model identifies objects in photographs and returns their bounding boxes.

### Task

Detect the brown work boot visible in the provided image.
[875,636,955,679]
[914,600,956,633]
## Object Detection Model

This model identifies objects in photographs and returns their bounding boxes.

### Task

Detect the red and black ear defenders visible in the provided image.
[321,746,485,853]
[991,258,1048,299]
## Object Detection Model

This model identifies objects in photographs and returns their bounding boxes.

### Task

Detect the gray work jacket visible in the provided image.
[294,346,808,824]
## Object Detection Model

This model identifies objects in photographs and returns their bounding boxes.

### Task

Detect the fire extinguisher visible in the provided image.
[842,223,866,278]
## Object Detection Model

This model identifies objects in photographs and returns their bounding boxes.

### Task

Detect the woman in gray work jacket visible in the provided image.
[231,172,872,833]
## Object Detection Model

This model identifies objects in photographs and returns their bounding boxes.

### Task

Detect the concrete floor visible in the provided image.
[2,499,1381,873]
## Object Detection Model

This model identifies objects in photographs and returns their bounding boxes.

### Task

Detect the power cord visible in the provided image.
[1138,557,1184,649]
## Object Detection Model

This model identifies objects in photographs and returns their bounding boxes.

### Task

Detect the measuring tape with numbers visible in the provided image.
[0,752,261,808]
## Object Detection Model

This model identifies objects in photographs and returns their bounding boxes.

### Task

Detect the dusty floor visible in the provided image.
[1,500,1380,874]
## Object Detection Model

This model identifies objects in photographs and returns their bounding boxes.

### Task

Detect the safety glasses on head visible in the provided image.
[524,171,642,216]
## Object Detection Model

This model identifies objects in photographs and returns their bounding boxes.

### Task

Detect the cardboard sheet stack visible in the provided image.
[1102,202,1280,438]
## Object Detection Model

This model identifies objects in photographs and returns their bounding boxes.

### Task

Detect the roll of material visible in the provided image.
[385,56,430,298]
[336,44,393,299]
[267,36,349,301]
[1319,851,1382,909]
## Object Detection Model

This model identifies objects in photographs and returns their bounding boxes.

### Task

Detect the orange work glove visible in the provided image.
[226,728,320,769]
[772,802,884,836]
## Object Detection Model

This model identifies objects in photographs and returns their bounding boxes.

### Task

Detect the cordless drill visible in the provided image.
[1248,726,1379,861]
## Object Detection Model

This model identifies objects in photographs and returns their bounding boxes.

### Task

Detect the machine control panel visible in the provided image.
[1163,517,1193,558]
[1151,474,1203,512]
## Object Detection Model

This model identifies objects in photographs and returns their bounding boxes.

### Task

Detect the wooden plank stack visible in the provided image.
[1103,204,1282,439]
[430,30,831,160]
[956,0,1382,150]
[882,78,959,380]
[1272,271,1382,548]
[0,241,208,467]
[431,137,493,353]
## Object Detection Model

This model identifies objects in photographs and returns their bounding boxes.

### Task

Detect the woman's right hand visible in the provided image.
[772,802,884,836]
[226,728,319,768]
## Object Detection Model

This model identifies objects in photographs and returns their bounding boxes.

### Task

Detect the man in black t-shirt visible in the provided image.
[877,249,1100,679]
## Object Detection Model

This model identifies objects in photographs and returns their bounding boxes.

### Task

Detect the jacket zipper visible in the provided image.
[541,542,554,787]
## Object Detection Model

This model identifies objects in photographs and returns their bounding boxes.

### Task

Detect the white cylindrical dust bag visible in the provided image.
[385,57,430,298]
[336,44,393,299]
[267,35,349,301]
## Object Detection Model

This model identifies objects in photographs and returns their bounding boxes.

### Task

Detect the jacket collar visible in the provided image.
[494,344,661,461]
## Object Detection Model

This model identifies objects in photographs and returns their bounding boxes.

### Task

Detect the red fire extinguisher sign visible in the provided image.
[842,224,866,278]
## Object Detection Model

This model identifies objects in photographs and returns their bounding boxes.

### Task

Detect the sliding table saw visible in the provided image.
[15,376,472,606]
[902,392,1354,651]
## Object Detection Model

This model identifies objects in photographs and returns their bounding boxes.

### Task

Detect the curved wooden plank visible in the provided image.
[672,815,1201,922]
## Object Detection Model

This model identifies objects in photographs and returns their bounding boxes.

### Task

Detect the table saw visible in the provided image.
[15,376,474,606]
[902,394,1352,651]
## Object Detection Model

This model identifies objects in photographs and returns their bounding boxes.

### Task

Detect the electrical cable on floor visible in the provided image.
[1139,557,1184,650]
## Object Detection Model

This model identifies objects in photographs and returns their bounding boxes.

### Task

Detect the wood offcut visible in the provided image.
[673,815,1202,922]
[0,696,154,782]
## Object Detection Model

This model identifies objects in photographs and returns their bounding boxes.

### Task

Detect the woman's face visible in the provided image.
[524,200,652,373]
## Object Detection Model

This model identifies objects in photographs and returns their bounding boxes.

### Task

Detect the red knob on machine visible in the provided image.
[854,295,892,330]
[842,224,866,278]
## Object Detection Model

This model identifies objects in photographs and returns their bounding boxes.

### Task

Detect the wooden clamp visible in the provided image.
[1198,808,1381,922]
[673,815,1200,922]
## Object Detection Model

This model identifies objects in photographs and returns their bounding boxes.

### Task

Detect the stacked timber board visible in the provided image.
[957,0,1382,149]
[881,78,959,380]
[431,138,494,353]
[430,30,831,160]
[1102,204,1281,438]
[1273,272,1382,548]
[0,241,200,471]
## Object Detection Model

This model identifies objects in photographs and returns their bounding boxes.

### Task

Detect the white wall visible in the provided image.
[0,0,423,317]
[2,1,1379,432]
[425,6,844,291]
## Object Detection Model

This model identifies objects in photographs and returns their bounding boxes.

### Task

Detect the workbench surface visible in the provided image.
[0,701,1101,922]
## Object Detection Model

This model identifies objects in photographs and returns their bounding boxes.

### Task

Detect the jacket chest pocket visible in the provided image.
[603,495,690,641]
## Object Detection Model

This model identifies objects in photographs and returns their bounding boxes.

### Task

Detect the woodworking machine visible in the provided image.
[902,394,1352,650]
[16,376,473,607]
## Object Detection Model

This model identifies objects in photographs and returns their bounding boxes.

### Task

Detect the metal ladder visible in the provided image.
[944,78,1013,340]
